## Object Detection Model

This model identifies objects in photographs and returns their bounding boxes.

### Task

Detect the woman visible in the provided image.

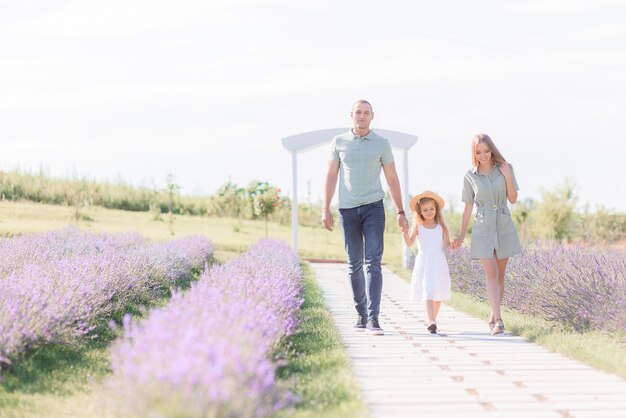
[453,134,521,335]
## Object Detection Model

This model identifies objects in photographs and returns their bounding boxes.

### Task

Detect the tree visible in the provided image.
[535,179,577,242]
[165,172,180,235]
[253,186,285,238]
[511,198,535,241]
[246,180,272,219]
[576,205,626,244]
[212,181,246,217]
[149,180,163,221]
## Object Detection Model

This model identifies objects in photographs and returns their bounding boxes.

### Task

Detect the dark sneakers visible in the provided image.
[354,314,367,332]
[427,323,437,334]
[366,317,384,336]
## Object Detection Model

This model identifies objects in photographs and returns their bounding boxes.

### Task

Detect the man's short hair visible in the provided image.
[352,99,373,111]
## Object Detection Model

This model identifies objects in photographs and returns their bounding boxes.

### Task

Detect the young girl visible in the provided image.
[403,191,452,334]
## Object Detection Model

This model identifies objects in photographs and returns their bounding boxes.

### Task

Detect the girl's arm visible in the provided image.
[454,202,473,248]
[403,225,418,247]
[442,224,452,251]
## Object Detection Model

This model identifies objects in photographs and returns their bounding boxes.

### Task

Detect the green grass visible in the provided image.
[274,263,367,418]
[1,311,149,417]
[393,266,626,379]
[0,334,116,418]
[0,200,405,267]
[0,246,201,418]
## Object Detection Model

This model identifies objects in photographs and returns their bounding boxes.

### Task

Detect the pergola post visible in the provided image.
[291,151,298,257]
[401,148,411,267]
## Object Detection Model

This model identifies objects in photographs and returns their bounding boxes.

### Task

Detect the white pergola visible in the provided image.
[281,128,418,267]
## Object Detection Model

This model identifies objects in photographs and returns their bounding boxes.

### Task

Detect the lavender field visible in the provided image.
[109,239,303,417]
[0,228,214,369]
[444,243,626,334]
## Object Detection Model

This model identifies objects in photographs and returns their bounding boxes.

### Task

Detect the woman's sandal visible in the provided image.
[427,323,437,334]
[491,319,504,335]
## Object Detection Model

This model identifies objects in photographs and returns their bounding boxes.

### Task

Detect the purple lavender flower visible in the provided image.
[109,239,303,417]
[0,228,214,368]
[447,241,625,333]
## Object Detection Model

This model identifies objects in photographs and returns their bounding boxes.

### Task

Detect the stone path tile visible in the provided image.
[311,263,626,418]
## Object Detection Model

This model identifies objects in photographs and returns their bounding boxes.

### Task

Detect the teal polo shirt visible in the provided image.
[329,129,395,209]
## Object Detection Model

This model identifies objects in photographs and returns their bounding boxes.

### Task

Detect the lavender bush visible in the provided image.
[0,228,213,368]
[109,239,303,417]
[445,242,626,333]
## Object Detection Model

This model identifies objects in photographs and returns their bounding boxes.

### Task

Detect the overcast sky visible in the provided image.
[2,0,625,212]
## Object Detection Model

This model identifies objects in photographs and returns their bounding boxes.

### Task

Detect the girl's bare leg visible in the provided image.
[433,300,442,320]
[425,300,436,323]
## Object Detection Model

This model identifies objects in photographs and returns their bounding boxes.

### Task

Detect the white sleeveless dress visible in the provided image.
[410,224,451,301]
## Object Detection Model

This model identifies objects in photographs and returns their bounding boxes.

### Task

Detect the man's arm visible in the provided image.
[382,162,409,233]
[322,160,340,231]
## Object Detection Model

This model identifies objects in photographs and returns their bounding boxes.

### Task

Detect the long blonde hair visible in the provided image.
[471,133,506,167]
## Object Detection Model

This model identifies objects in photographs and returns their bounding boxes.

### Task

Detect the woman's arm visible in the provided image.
[454,202,473,248]
[500,162,518,204]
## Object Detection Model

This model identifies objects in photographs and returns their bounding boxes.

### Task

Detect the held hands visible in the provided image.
[397,214,409,233]
[451,237,464,250]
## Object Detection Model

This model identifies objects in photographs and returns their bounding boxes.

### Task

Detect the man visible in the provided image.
[322,100,409,335]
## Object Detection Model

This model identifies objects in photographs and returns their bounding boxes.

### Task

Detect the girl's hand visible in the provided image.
[499,161,512,178]
[397,214,409,233]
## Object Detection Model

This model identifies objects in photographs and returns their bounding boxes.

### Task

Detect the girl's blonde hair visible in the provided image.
[411,197,448,235]
[471,133,507,167]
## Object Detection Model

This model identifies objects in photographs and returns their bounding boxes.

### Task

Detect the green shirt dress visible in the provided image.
[462,165,522,260]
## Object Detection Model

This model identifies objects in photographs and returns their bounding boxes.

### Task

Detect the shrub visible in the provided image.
[446,242,626,333]
[0,228,213,368]
[109,240,303,417]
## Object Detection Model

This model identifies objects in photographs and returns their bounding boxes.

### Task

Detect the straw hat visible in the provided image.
[409,191,445,213]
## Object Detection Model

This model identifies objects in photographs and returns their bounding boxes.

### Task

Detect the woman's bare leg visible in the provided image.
[480,257,500,322]
[496,257,509,306]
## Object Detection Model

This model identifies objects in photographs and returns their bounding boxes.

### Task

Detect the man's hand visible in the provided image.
[397,214,409,233]
[322,208,334,231]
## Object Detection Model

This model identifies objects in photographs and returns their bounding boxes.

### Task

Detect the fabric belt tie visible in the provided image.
[477,204,509,252]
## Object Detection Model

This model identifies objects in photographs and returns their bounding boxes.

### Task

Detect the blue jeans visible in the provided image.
[339,200,385,320]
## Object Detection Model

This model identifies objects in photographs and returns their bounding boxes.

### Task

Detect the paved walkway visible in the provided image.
[311,263,626,418]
